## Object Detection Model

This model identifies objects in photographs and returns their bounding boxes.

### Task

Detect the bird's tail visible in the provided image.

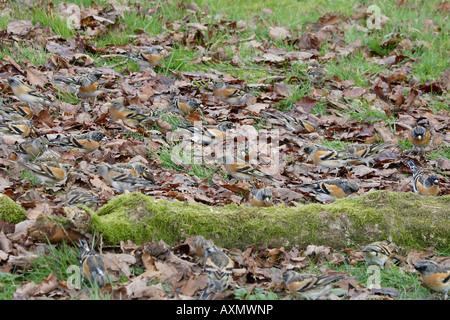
[53,77,75,85]
[372,141,398,153]
[199,284,214,300]
[405,160,419,174]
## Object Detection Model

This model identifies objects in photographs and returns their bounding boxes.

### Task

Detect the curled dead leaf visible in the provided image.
[268,26,291,41]
[6,19,34,36]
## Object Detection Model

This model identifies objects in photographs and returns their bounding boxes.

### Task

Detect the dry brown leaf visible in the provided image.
[180,274,205,296]
[126,277,166,299]
[103,253,137,278]
[6,19,34,35]
[13,272,59,299]
[343,87,365,99]
[25,68,48,89]
[268,26,291,41]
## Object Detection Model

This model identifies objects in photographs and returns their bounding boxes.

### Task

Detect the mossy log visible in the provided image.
[87,190,450,251]
[0,194,27,223]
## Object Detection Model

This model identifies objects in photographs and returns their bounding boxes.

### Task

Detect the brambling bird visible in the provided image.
[362,242,392,268]
[212,79,248,105]
[414,260,450,298]
[7,76,57,110]
[298,179,359,202]
[198,238,234,300]
[306,61,326,84]
[248,187,273,207]
[282,270,353,300]
[340,141,397,165]
[405,160,440,196]
[8,137,48,161]
[169,97,203,115]
[84,163,157,193]
[66,189,102,207]
[49,131,106,153]
[218,154,280,183]
[107,98,159,128]
[78,239,108,288]
[127,45,164,69]
[303,143,361,169]
[113,162,155,182]
[171,121,235,146]
[3,159,72,184]
[266,112,316,133]
[0,120,34,138]
[408,125,431,152]
[193,235,209,258]
[0,102,33,121]
[54,70,103,99]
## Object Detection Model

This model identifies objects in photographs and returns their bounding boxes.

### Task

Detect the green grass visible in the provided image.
[21,241,79,283]
[320,139,352,151]
[323,260,435,300]
[276,83,311,112]
[121,11,165,36]
[0,241,78,299]
[398,138,449,163]
[34,8,77,39]
[285,252,448,300]
[233,253,446,300]
[428,146,450,162]
[153,144,220,180]
[3,0,447,86]
[234,287,280,300]
[19,171,40,186]
[327,51,389,87]
[2,240,115,300]
[345,98,395,125]
[341,1,449,83]
[123,132,147,141]
[311,100,329,115]
[3,242,443,300]
[0,273,22,300]
[52,83,81,105]
[425,95,450,114]
[0,42,50,67]
[397,138,413,151]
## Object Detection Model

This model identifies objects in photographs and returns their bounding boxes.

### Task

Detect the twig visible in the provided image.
[99,54,129,59]
[109,58,130,69]
[128,76,154,85]
[218,67,284,74]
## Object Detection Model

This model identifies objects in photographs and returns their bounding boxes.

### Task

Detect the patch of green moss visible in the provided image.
[0,194,27,223]
[89,191,450,251]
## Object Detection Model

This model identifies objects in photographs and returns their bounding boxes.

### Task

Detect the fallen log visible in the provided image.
[87,190,449,251]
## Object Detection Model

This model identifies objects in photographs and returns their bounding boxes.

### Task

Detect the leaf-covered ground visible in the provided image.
[0,0,449,300]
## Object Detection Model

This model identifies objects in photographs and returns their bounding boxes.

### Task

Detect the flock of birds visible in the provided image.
[0,45,447,299]
[77,235,449,300]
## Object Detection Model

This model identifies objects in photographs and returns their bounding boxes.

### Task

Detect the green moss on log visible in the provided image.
[0,194,27,223]
[90,191,450,250]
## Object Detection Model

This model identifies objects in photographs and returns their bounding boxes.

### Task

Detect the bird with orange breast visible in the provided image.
[414,260,450,299]
[405,160,440,196]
